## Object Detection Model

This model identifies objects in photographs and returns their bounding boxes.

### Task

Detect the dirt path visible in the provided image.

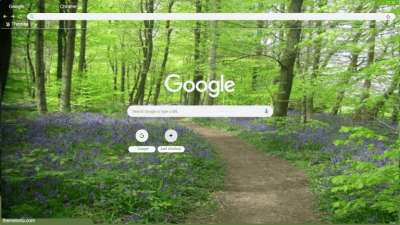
[176,120,322,224]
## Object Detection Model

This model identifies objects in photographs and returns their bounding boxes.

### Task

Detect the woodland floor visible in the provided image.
[176,120,323,224]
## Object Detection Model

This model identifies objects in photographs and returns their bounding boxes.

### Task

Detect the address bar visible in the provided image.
[27,13,395,21]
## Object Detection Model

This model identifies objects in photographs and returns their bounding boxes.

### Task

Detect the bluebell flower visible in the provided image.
[31,192,47,202]
[99,183,106,189]
[19,190,25,199]
[137,192,147,199]
[132,213,140,221]
[123,216,131,222]
[46,154,53,160]
[4,183,12,194]
[368,216,378,222]
[48,189,58,198]
[90,191,96,199]
[160,185,169,192]
[35,181,46,188]
[24,171,36,177]
[162,214,171,219]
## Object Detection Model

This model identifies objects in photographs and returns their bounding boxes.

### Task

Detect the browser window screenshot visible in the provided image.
[1,0,399,224]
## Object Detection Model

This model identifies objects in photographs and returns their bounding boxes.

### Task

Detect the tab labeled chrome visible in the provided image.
[128,146,156,153]
[127,106,273,117]
[158,146,185,153]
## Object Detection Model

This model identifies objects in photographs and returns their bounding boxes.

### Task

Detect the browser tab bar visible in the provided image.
[26,13,396,21]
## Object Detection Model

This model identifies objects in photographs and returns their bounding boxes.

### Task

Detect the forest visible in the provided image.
[3,0,398,121]
[1,0,399,224]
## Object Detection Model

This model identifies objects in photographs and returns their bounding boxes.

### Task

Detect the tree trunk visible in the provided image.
[204,2,219,105]
[127,65,130,92]
[330,34,362,115]
[60,0,78,113]
[35,0,48,114]
[129,62,141,104]
[369,73,399,119]
[24,58,31,97]
[63,14,68,64]
[251,12,264,92]
[330,5,364,115]
[78,0,88,77]
[120,36,126,103]
[303,0,326,119]
[113,47,118,92]
[57,0,65,80]
[184,92,189,105]
[190,1,202,105]
[0,0,13,109]
[121,60,125,103]
[26,5,36,99]
[296,52,306,126]
[272,4,285,86]
[352,7,378,123]
[107,43,118,99]
[153,1,174,105]
[45,49,53,86]
[272,0,304,117]
[139,90,144,105]
[394,84,400,124]
[146,76,154,105]
[180,75,185,104]
[391,85,400,124]
[306,18,324,120]
[180,85,183,104]
[391,105,399,124]
[296,30,311,127]
[133,0,155,105]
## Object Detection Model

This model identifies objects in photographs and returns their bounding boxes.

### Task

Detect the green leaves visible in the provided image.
[3,168,21,174]
[329,126,399,218]
[339,126,351,133]
[331,175,345,185]
[332,201,340,208]
[331,187,341,192]
[333,140,343,146]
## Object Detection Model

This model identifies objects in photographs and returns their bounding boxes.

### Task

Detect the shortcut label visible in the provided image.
[129,146,155,153]
[158,146,185,153]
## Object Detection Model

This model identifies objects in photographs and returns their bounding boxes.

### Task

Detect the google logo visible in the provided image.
[165,74,235,98]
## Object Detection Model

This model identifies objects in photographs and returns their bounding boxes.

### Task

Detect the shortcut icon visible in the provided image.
[165,129,178,143]
[136,129,148,142]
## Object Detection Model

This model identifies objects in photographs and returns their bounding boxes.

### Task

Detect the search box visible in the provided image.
[27,13,395,21]
[127,106,273,118]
